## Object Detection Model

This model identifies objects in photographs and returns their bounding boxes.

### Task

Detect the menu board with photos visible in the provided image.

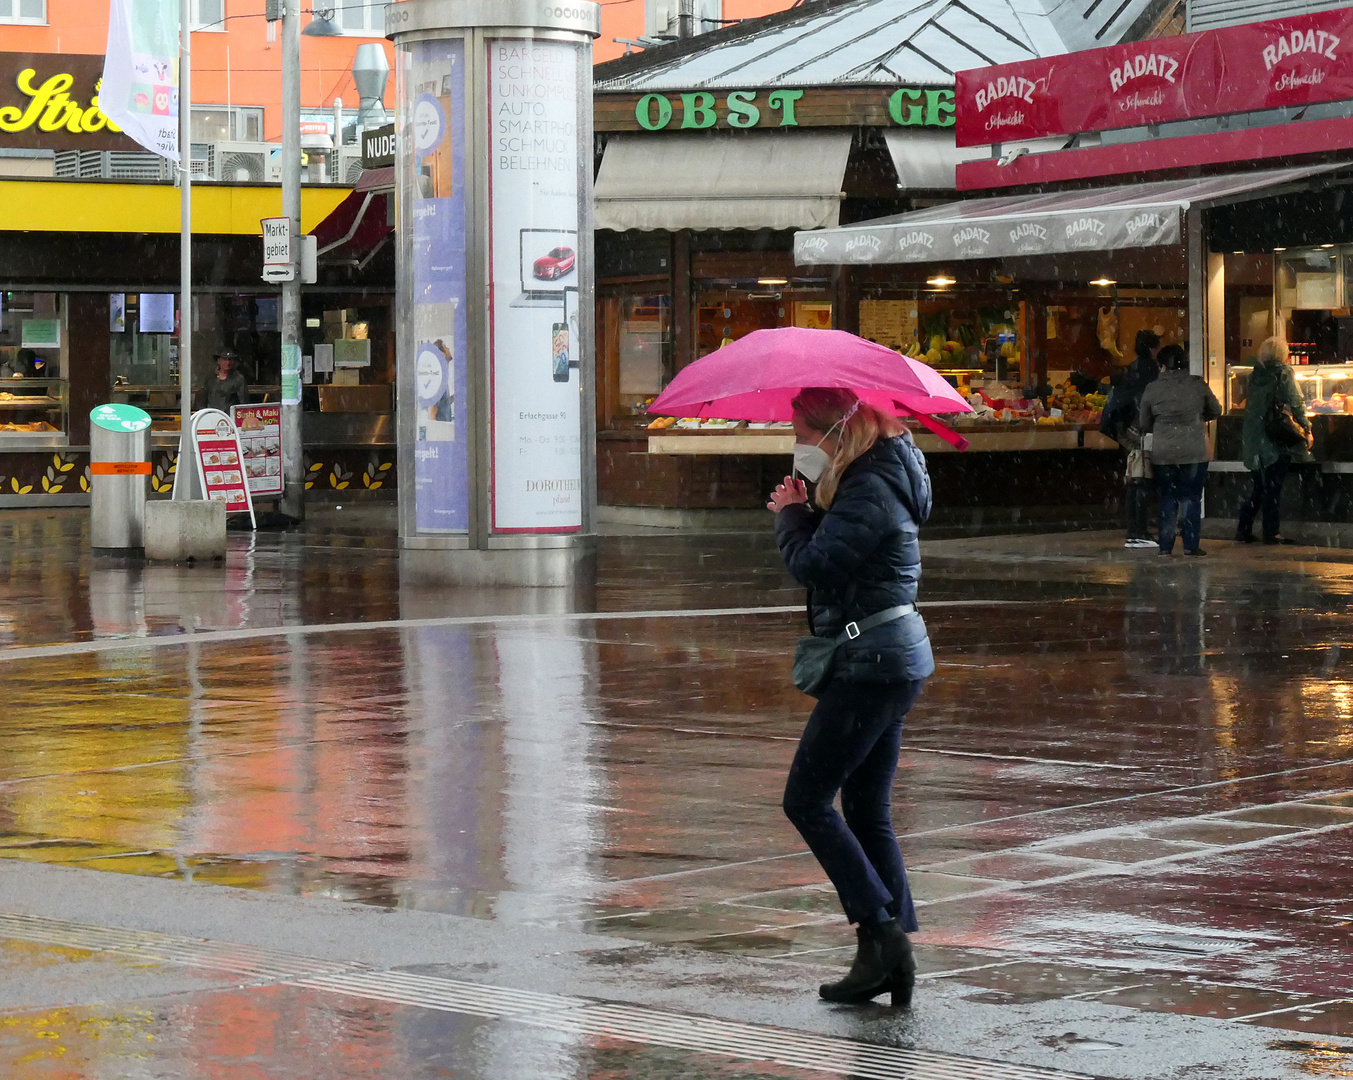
[189,409,255,526]
[858,300,919,349]
[232,404,283,498]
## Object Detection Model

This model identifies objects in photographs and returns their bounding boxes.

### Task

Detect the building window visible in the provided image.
[0,0,45,25]
[192,0,225,31]
[335,0,386,35]
[191,106,264,143]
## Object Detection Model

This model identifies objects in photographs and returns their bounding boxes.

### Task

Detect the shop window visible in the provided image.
[191,106,264,144]
[0,0,44,24]
[0,291,67,441]
[336,0,386,34]
[617,296,670,415]
[1277,249,1343,314]
[696,291,792,359]
[192,0,225,31]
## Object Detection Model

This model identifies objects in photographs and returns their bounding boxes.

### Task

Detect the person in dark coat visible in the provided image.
[1237,336,1312,544]
[201,348,251,414]
[1102,330,1161,548]
[767,387,935,1009]
[1139,344,1222,557]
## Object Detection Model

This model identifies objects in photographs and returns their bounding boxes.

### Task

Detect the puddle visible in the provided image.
[1221,805,1353,829]
[1271,1039,1353,1078]
[1040,1032,1124,1052]
[1038,835,1208,863]
[1241,1000,1353,1038]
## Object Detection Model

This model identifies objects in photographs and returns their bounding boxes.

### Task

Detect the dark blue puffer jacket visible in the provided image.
[775,434,935,683]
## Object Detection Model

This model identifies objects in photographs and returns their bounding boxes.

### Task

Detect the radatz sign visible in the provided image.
[0,53,137,151]
[956,8,1353,146]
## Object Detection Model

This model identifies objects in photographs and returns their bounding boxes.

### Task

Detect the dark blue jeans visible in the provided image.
[1237,458,1290,541]
[1155,462,1209,553]
[782,678,924,929]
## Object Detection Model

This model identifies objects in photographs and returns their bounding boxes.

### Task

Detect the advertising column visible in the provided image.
[486,39,584,533]
[408,38,470,533]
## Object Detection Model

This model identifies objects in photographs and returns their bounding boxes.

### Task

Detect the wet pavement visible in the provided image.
[0,508,1350,1078]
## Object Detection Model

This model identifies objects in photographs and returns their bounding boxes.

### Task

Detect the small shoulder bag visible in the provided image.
[792,602,917,697]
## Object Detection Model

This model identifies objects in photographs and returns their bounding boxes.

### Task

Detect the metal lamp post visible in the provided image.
[274,4,341,523]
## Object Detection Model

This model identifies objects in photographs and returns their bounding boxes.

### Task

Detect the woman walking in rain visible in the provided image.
[766,387,934,1009]
[1138,344,1222,557]
[1237,336,1312,544]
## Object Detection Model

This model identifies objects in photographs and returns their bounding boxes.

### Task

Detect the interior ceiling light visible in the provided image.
[1274,247,1287,252]
[757,277,789,286]
[1322,243,1336,249]
[926,275,956,287]
[1090,277,1116,286]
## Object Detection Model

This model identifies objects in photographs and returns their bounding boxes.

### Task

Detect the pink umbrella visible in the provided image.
[647,327,973,447]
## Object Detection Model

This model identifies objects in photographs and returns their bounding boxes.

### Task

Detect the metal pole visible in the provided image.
[178,0,192,459]
[278,0,304,521]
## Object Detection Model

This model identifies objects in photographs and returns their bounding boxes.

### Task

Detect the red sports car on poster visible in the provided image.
[533,247,576,280]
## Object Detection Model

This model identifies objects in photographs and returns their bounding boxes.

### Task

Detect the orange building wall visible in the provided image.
[595,0,797,62]
[0,0,799,133]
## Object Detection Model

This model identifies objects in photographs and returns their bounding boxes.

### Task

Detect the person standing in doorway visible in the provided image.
[767,387,935,1009]
[201,348,251,414]
[1237,336,1312,545]
[1138,344,1222,557]
[1101,330,1162,548]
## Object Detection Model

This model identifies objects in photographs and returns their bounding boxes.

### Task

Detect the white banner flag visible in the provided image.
[100,0,181,161]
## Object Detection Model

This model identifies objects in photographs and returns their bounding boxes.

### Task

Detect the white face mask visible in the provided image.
[793,443,831,483]
[792,403,859,483]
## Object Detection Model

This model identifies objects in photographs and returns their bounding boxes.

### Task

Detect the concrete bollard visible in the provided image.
[143,500,227,562]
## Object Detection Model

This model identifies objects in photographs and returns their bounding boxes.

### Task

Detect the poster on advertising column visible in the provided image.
[409,37,470,533]
[487,39,583,533]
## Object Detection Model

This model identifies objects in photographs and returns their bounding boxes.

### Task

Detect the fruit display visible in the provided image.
[900,330,978,369]
[1047,381,1106,425]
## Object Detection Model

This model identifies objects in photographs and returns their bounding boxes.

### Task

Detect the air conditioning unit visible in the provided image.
[338,148,365,185]
[645,0,721,38]
[53,149,167,180]
[208,141,274,183]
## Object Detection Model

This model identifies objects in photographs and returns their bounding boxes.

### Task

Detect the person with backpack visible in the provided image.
[1237,336,1312,545]
[767,387,934,1010]
[1138,345,1222,557]
[1100,330,1161,548]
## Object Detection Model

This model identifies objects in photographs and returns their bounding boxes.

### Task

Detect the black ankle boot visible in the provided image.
[889,934,917,1008]
[819,919,908,1004]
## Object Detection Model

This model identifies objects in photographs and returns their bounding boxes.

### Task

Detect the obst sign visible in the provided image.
[261,216,293,283]
[632,87,955,131]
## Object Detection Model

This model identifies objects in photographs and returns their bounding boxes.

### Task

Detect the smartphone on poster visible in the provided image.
[552,322,569,383]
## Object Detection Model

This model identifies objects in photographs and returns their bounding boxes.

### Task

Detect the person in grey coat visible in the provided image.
[1138,344,1222,557]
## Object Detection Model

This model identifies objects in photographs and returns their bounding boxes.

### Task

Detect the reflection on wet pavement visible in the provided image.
[0,510,1351,1076]
[0,982,849,1080]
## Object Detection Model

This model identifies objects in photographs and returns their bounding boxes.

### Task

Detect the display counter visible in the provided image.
[643,421,1116,456]
[0,378,68,448]
[599,420,1122,525]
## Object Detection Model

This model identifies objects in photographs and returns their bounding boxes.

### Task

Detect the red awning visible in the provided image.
[355,166,394,193]
[310,189,392,265]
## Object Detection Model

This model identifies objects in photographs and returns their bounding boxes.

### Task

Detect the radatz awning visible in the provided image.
[793,165,1344,265]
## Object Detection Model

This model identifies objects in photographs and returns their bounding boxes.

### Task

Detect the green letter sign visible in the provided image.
[924,89,955,127]
[680,92,717,129]
[725,89,760,128]
[766,89,804,126]
[636,93,673,131]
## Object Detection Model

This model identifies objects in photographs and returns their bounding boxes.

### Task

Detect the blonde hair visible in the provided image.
[1258,336,1289,366]
[792,387,906,508]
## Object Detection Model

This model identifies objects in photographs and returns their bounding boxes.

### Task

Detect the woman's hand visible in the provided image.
[767,476,808,513]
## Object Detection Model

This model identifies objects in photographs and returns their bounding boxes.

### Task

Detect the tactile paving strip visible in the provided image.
[0,912,1096,1080]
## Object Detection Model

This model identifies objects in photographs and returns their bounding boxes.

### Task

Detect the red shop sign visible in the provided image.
[956,8,1353,147]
